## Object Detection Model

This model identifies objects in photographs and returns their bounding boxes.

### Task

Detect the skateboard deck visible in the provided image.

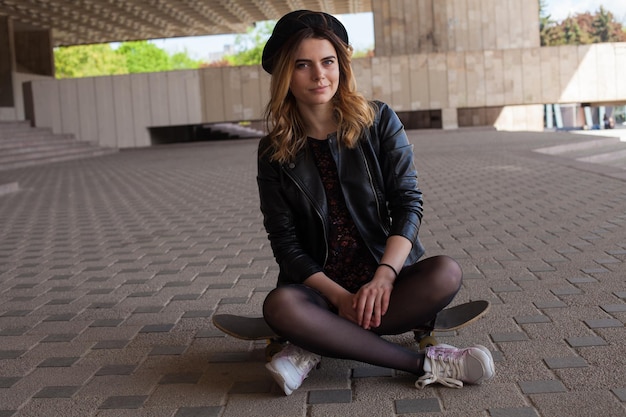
[212,299,490,355]
[211,314,282,360]
[419,299,489,332]
[212,314,277,340]
[413,299,490,348]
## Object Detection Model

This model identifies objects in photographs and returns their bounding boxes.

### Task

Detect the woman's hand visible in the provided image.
[336,292,360,324]
[352,273,395,330]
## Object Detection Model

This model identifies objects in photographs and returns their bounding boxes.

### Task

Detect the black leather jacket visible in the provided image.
[257,101,425,286]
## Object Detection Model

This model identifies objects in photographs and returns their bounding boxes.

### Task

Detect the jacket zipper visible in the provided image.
[283,167,329,267]
[357,144,389,234]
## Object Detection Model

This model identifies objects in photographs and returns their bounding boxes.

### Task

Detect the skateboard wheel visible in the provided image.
[413,330,428,343]
[265,342,283,361]
[418,335,438,350]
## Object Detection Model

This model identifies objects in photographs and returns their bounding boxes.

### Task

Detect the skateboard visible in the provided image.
[412,299,490,349]
[211,313,284,360]
[212,299,490,359]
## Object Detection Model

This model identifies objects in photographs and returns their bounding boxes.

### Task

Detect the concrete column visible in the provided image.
[14,28,54,76]
[0,16,16,107]
[372,0,541,56]
[441,108,458,129]
[374,0,438,56]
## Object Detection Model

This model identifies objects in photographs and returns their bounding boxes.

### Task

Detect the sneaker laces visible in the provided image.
[282,345,320,373]
[416,345,465,389]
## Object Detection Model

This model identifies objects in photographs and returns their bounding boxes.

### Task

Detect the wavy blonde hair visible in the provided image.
[263,27,376,164]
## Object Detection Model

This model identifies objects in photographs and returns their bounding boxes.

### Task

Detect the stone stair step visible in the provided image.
[0,135,78,150]
[0,121,118,171]
[0,148,117,171]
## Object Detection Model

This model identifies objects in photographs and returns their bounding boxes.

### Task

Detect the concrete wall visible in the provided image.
[1,72,53,121]
[373,0,540,56]
[23,43,626,147]
[0,16,55,122]
[0,16,15,109]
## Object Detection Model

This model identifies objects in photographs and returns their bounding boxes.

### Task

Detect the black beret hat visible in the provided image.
[261,10,349,74]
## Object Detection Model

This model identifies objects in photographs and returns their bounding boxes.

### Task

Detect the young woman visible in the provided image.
[256,10,494,395]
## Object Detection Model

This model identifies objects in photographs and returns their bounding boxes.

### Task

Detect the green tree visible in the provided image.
[225,21,274,66]
[540,6,626,46]
[115,41,172,73]
[538,0,572,46]
[590,6,626,42]
[170,50,202,70]
[54,44,128,78]
[562,17,587,44]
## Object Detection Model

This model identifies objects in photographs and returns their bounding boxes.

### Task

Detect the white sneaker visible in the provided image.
[416,344,495,389]
[265,344,321,395]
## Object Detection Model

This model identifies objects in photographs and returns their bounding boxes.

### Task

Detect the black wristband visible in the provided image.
[378,263,398,279]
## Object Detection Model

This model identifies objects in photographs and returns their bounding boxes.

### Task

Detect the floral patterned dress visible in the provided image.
[308,137,378,293]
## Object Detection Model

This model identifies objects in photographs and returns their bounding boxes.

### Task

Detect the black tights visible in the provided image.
[262,255,462,375]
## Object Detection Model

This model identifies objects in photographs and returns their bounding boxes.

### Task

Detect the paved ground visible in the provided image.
[0,129,624,417]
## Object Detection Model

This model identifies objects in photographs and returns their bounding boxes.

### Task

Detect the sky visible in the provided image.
[151,1,626,61]
[150,12,375,61]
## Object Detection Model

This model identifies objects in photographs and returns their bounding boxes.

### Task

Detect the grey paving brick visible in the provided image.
[351,366,394,378]
[159,372,202,385]
[174,406,223,417]
[128,291,157,297]
[99,395,148,409]
[581,267,609,274]
[33,385,80,398]
[88,302,117,309]
[0,350,26,360]
[515,315,551,324]
[149,345,187,355]
[218,297,249,304]
[534,300,567,309]
[492,284,522,293]
[308,389,352,404]
[0,377,20,388]
[601,304,626,313]
[170,293,200,301]
[90,319,124,327]
[229,380,272,394]
[87,288,114,294]
[41,333,78,342]
[1,310,30,317]
[208,352,251,362]
[489,407,539,417]
[584,319,623,329]
[92,340,130,349]
[567,276,597,284]
[0,327,29,336]
[543,357,588,369]
[181,310,214,318]
[95,365,137,376]
[568,336,607,351]
[519,380,567,394]
[612,388,626,402]
[133,306,163,313]
[139,323,175,333]
[37,357,79,367]
[395,398,440,413]
[491,332,529,342]
[551,287,583,296]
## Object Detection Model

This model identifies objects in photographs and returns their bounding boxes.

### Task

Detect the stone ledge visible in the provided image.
[0,181,18,196]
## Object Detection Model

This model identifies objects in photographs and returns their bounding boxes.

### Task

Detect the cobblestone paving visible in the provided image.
[0,130,624,417]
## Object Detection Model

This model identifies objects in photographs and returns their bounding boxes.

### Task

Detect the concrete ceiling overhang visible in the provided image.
[0,0,371,47]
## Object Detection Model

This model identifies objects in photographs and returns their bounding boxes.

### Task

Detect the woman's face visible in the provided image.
[289,38,340,108]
